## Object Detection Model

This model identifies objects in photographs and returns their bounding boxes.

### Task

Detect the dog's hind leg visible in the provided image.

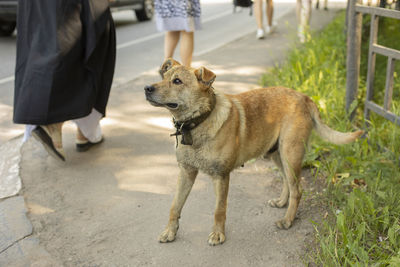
[275,146,304,229]
[268,151,289,208]
[159,164,198,243]
[208,175,230,246]
[275,124,310,229]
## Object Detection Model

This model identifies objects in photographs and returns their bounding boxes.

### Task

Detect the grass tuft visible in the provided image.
[261,11,400,265]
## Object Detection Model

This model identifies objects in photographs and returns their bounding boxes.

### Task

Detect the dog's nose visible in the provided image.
[144,85,155,93]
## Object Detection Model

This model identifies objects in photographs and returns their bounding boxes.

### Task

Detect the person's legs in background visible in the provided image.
[254,0,265,39]
[296,0,312,43]
[265,0,276,34]
[255,0,276,39]
[179,31,194,67]
[163,30,194,67]
[164,31,180,59]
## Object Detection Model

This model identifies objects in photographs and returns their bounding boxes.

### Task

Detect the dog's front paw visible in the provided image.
[268,198,287,208]
[208,231,225,246]
[158,227,177,243]
[275,218,293,230]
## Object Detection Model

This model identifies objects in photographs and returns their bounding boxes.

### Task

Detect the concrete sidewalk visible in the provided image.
[0,6,343,266]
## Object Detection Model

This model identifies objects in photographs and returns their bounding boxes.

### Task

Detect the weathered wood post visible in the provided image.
[345,0,363,119]
[364,13,379,122]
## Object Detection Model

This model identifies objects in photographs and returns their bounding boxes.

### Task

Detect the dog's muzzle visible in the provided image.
[144,85,164,107]
[144,85,155,96]
[144,85,158,105]
[144,85,179,109]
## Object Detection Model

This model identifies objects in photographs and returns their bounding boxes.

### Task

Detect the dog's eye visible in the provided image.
[173,78,182,85]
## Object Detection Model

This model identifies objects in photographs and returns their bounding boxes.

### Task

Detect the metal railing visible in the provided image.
[346,0,400,126]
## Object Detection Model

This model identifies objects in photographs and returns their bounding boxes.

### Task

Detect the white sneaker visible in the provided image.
[266,21,277,34]
[256,28,265,39]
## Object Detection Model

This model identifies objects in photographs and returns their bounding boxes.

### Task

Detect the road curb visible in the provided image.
[0,137,58,265]
[0,136,22,199]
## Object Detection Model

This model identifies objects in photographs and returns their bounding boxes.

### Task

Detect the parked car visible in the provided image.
[0,0,17,36]
[0,0,154,37]
[109,0,154,21]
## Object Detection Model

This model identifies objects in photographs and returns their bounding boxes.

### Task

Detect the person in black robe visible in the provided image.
[13,0,116,161]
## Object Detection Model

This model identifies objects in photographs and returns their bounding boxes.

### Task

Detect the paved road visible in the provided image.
[0,0,295,145]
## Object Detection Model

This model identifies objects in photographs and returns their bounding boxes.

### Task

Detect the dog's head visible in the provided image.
[144,58,216,121]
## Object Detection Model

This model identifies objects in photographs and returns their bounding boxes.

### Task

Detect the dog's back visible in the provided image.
[230,87,363,147]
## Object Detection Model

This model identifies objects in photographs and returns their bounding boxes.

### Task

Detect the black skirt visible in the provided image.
[13,0,116,125]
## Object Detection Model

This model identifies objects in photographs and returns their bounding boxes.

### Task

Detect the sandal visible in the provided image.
[75,127,103,152]
[76,138,104,152]
[32,125,65,161]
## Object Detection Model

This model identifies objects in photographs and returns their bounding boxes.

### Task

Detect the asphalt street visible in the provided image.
[0,0,296,145]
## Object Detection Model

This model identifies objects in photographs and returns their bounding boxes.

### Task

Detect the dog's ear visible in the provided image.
[159,58,181,78]
[194,67,216,89]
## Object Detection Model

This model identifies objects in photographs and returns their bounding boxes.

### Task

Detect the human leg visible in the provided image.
[265,0,276,34]
[74,109,103,152]
[164,31,180,59]
[254,0,264,29]
[266,0,274,27]
[254,0,265,39]
[179,31,194,67]
[32,122,65,161]
[297,0,312,43]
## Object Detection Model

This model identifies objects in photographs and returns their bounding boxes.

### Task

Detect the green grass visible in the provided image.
[260,11,400,266]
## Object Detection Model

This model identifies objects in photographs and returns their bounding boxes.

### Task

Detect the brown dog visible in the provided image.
[144,58,363,246]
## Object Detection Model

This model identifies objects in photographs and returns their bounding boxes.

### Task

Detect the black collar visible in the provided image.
[170,93,216,146]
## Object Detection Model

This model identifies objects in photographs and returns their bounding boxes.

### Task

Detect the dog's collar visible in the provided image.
[170,92,216,146]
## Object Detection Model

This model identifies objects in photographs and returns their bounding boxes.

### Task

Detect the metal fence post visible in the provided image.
[345,0,363,119]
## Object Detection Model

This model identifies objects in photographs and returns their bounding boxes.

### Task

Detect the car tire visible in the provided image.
[135,0,154,21]
[0,20,16,37]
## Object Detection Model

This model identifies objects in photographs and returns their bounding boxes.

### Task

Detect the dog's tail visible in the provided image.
[307,98,364,145]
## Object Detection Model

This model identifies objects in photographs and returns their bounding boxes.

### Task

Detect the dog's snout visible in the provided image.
[144,85,155,94]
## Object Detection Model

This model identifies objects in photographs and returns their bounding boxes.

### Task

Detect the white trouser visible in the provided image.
[23,109,103,143]
[297,0,312,42]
